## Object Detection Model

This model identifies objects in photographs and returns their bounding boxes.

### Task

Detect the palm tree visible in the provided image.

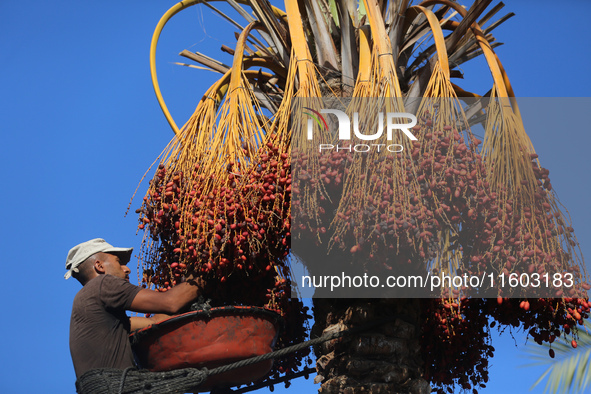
[138,1,588,393]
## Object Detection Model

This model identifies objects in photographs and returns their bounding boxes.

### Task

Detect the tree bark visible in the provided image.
[312,298,430,394]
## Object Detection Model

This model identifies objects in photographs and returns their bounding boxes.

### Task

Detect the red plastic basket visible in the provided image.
[130,306,281,391]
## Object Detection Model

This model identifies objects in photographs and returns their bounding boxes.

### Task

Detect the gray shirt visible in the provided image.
[69,274,142,378]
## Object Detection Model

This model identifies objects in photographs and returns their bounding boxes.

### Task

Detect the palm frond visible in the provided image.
[523,321,591,394]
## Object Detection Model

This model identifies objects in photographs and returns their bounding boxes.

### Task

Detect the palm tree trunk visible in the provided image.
[312,298,430,394]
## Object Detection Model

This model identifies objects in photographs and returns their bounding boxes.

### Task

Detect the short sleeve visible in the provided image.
[99,275,142,311]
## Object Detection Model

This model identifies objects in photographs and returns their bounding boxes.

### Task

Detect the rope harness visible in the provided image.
[76,316,400,394]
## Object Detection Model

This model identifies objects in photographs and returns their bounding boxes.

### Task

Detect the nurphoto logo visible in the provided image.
[303,107,418,153]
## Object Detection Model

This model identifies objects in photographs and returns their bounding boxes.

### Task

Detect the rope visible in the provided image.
[205,316,399,379]
[204,315,402,393]
[76,367,208,394]
[118,367,134,394]
[130,306,284,347]
[78,315,404,394]
[208,326,342,377]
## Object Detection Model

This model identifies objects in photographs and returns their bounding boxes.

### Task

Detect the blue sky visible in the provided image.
[1,1,590,393]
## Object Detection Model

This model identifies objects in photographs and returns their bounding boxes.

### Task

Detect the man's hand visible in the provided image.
[130,278,204,315]
[183,272,212,294]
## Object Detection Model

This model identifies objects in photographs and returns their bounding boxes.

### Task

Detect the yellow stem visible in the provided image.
[284,0,313,82]
[406,5,450,78]
[420,0,509,98]
[357,26,372,82]
[362,0,403,98]
[150,0,205,135]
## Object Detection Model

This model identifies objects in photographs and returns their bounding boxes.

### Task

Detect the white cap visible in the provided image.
[65,238,133,279]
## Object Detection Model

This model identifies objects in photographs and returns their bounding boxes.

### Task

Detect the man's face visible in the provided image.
[99,252,131,281]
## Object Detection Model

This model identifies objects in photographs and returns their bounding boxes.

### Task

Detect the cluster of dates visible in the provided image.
[423,296,590,394]
[137,136,311,378]
[293,112,585,293]
[291,112,589,392]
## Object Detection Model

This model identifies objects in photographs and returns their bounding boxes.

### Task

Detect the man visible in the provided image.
[65,238,202,380]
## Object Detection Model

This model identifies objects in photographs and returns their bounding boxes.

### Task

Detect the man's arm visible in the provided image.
[130,314,170,331]
[129,279,203,315]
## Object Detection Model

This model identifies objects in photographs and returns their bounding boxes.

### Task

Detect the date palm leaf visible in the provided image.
[524,321,591,394]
